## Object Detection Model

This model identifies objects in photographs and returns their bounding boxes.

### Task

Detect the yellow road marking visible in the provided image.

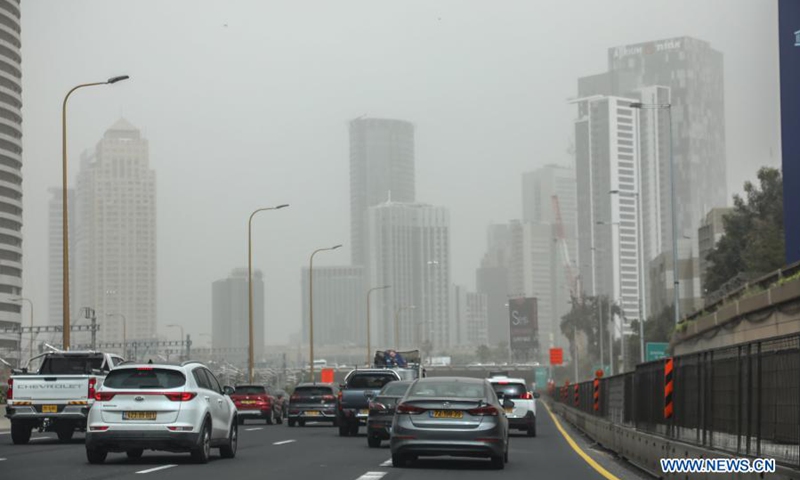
[543,402,620,480]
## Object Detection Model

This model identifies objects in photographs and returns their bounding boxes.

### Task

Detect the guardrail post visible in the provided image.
[756,341,762,457]
[736,345,743,454]
[593,378,600,413]
[746,342,752,456]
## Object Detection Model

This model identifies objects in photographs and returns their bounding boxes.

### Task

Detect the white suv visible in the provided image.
[85,361,238,464]
[488,374,538,437]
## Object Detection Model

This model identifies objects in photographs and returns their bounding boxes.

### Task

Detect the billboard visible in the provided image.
[780,0,800,264]
[508,297,538,351]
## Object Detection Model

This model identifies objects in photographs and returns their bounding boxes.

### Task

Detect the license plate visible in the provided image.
[42,405,57,413]
[504,407,514,413]
[359,409,369,415]
[241,400,256,405]
[305,411,320,416]
[123,411,157,421]
[431,410,463,419]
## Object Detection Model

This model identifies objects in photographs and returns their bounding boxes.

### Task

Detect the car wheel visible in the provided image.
[190,420,212,464]
[266,413,273,425]
[298,420,306,427]
[10,422,31,445]
[490,455,505,470]
[392,453,407,468]
[348,423,359,436]
[86,448,108,464]
[238,417,245,425]
[367,436,381,448]
[527,419,537,437]
[126,449,144,459]
[275,411,283,424]
[288,419,296,427]
[56,423,74,442]
[219,420,238,459]
[338,425,349,436]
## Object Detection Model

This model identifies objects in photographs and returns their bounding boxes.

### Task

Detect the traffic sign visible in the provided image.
[646,342,669,362]
[549,347,563,365]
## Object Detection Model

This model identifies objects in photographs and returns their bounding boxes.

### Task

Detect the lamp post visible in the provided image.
[166,324,184,360]
[308,244,342,382]
[106,313,127,359]
[393,305,415,350]
[9,297,32,361]
[366,285,391,365]
[630,101,678,325]
[610,189,647,364]
[247,204,289,383]
[597,220,626,372]
[62,75,130,350]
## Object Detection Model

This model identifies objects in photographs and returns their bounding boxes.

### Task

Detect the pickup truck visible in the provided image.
[337,369,400,437]
[5,351,124,444]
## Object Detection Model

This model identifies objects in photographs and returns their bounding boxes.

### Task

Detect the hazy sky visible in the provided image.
[21,1,781,346]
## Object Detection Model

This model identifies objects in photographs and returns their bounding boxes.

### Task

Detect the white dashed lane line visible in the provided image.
[0,458,6,462]
[245,427,263,431]
[136,465,177,474]
[273,439,296,445]
[379,459,392,467]
[355,472,387,480]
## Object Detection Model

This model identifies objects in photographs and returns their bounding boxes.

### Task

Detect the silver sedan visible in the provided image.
[390,376,510,469]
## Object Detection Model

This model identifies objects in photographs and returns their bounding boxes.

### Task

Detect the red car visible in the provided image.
[231,385,283,425]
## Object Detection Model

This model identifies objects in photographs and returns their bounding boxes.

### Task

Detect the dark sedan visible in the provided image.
[366,380,413,448]
[288,383,339,427]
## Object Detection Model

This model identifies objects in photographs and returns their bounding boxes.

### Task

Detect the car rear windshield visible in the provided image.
[491,382,528,399]
[347,374,397,389]
[294,386,333,396]
[408,381,486,399]
[104,368,186,389]
[380,382,411,396]
[235,386,266,395]
[39,355,105,375]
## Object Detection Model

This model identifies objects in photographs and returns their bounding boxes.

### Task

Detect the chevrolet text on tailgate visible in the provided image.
[5,351,124,444]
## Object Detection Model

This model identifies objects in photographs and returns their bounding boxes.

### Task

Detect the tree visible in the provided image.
[560,295,621,368]
[476,344,492,364]
[626,305,675,367]
[705,167,784,293]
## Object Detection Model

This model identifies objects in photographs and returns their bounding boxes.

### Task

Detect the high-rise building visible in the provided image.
[300,266,364,347]
[452,285,488,347]
[367,202,451,350]
[48,188,74,327]
[75,119,156,347]
[350,118,415,267]
[574,96,644,330]
[0,1,22,363]
[476,224,512,346]
[212,268,264,365]
[698,207,733,295]
[648,240,703,316]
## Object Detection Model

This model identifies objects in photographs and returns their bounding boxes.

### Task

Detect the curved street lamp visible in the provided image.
[308,244,342,382]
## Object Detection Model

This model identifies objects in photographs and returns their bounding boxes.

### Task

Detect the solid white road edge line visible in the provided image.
[356,472,387,480]
[273,439,296,445]
[136,465,178,474]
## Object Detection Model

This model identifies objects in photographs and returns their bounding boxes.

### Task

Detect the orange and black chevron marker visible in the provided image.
[592,378,600,412]
[573,384,579,407]
[664,357,674,419]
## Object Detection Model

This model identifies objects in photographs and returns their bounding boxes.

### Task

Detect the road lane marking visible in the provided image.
[0,432,8,435]
[356,472,387,480]
[0,458,6,461]
[246,427,263,431]
[380,459,392,467]
[273,439,296,445]
[542,402,620,480]
[136,465,177,474]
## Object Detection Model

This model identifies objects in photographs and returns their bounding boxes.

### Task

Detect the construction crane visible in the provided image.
[552,195,580,300]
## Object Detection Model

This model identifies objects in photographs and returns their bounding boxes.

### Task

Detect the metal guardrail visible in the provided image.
[552,332,800,468]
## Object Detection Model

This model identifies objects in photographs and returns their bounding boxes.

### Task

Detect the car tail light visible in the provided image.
[94,392,116,402]
[164,392,197,402]
[137,367,153,371]
[337,391,343,410]
[89,425,109,431]
[6,378,11,401]
[521,392,533,400]
[322,394,335,402]
[467,406,499,416]
[290,394,300,401]
[369,402,387,412]
[167,426,193,432]
[88,377,97,400]
[396,403,426,415]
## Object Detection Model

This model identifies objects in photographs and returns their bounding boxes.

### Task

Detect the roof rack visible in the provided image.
[180,360,204,367]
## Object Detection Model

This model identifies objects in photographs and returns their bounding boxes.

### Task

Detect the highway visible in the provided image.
[0,404,648,480]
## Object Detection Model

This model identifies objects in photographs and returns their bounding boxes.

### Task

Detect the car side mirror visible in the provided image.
[339,383,346,390]
[91,369,105,376]
[502,398,515,409]
[223,386,235,396]
[365,391,375,400]
[533,392,540,399]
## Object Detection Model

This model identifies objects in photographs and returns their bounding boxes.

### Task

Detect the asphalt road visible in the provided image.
[0,406,649,480]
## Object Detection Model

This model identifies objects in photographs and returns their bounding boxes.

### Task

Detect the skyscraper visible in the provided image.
[75,119,156,347]
[300,266,364,347]
[367,202,451,350]
[0,1,22,363]
[350,118,415,267]
[48,188,74,327]
[212,268,264,365]
[453,285,488,347]
[476,224,512,346]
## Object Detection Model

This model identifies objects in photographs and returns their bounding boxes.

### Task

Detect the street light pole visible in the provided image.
[630,101,678,325]
[106,313,127,359]
[393,305,415,350]
[247,204,289,383]
[62,75,129,351]
[308,244,342,382]
[366,285,391,365]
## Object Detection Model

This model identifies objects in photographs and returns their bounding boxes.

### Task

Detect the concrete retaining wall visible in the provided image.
[551,402,800,480]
